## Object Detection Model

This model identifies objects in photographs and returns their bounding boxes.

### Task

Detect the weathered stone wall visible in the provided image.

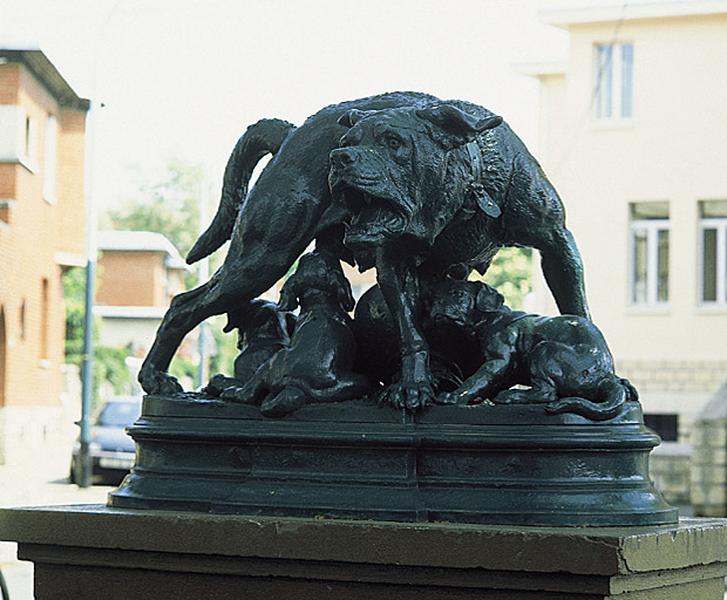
[690,384,727,517]
[649,442,692,506]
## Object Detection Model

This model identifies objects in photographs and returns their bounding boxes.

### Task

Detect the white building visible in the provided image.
[524,1,727,441]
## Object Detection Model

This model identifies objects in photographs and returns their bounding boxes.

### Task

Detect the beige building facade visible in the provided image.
[525,1,727,440]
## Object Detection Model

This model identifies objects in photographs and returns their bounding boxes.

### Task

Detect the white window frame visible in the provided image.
[629,219,669,306]
[43,114,58,204]
[594,42,634,121]
[699,217,727,306]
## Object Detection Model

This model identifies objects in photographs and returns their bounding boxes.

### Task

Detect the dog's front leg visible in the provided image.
[437,346,513,405]
[375,248,434,412]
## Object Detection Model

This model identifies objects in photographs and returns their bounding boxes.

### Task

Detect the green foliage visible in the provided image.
[63,267,86,364]
[94,345,132,397]
[477,247,532,310]
[62,268,132,406]
[105,159,203,257]
[209,316,239,377]
[169,355,197,386]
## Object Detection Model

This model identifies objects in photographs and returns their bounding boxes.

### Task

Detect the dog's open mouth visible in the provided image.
[336,184,408,247]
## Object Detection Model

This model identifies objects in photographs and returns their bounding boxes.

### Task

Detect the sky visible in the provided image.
[0,0,569,213]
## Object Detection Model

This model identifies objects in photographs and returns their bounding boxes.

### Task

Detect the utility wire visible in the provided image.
[553,1,630,173]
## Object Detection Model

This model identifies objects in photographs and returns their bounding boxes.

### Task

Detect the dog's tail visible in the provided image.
[545,375,634,421]
[186,118,296,264]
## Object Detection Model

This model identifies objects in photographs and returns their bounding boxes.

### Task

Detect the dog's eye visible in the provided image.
[385,135,402,150]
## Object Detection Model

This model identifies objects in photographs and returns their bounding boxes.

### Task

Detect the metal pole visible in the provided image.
[79,99,98,488]
[196,175,209,389]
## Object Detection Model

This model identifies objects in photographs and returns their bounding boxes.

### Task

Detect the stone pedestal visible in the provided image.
[109,395,676,527]
[1,505,726,599]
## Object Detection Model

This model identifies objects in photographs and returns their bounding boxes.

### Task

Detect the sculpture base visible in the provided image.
[108,395,677,527]
[0,506,724,599]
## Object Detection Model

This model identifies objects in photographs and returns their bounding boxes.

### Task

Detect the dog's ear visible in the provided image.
[338,285,355,313]
[337,109,379,128]
[416,104,502,141]
[330,270,355,312]
[475,284,504,313]
[277,275,299,312]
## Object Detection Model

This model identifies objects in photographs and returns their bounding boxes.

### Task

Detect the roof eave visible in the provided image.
[540,0,727,29]
[0,48,89,111]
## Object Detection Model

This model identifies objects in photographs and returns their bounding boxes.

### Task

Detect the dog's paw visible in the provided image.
[379,381,434,412]
[220,385,257,404]
[139,368,183,395]
[434,391,458,405]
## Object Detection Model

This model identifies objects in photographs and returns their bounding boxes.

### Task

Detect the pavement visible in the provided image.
[0,437,114,600]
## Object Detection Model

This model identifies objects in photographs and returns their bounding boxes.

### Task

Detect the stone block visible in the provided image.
[1,505,727,599]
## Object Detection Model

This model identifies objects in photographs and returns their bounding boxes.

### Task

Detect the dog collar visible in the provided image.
[465,141,501,219]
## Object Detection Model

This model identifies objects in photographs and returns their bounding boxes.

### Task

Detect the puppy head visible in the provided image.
[427,280,504,328]
[278,251,354,312]
[474,282,505,314]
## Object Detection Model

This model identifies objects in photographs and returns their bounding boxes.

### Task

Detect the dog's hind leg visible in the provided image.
[307,374,371,403]
[138,283,219,394]
[493,382,558,405]
[538,228,590,320]
[505,154,590,319]
[139,266,275,394]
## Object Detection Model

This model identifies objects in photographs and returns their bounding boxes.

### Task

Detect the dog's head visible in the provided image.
[426,279,504,329]
[328,103,502,256]
[278,251,355,312]
[224,298,291,345]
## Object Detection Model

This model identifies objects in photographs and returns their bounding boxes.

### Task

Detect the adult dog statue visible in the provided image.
[139,92,589,407]
[329,101,589,409]
[139,92,437,395]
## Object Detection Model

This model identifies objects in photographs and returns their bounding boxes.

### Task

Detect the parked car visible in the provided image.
[70,396,142,485]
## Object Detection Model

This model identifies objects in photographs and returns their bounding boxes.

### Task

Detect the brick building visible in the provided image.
[0,47,88,464]
[94,230,188,360]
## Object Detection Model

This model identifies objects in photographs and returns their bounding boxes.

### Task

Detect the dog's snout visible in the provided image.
[330,147,356,169]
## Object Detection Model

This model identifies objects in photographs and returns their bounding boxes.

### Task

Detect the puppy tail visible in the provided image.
[545,376,628,421]
[186,118,296,264]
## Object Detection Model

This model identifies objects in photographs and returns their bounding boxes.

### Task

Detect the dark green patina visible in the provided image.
[109,395,677,526]
[111,92,679,527]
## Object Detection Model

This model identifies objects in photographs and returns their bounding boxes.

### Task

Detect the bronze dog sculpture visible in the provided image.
[426,280,634,420]
[329,101,589,409]
[205,299,294,397]
[221,251,369,417]
[139,92,438,395]
[139,93,589,414]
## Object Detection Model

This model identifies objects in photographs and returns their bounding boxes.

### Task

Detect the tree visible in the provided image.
[103,159,206,288]
[478,247,532,309]
[62,267,132,407]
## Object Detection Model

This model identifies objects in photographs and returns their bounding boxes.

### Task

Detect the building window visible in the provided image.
[595,43,634,119]
[21,114,37,166]
[19,300,26,340]
[644,413,678,442]
[43,115,57,202]
[630,202,669,305]
[699,200,727,305]
[40,278,49,359]
[24,116,31,155]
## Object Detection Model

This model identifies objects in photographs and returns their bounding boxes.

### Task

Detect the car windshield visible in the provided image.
[96,401,141,427]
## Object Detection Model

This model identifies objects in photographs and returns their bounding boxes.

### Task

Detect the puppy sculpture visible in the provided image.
[221,251,369,417]
[205,299,295,397]
[427,280,635,420]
